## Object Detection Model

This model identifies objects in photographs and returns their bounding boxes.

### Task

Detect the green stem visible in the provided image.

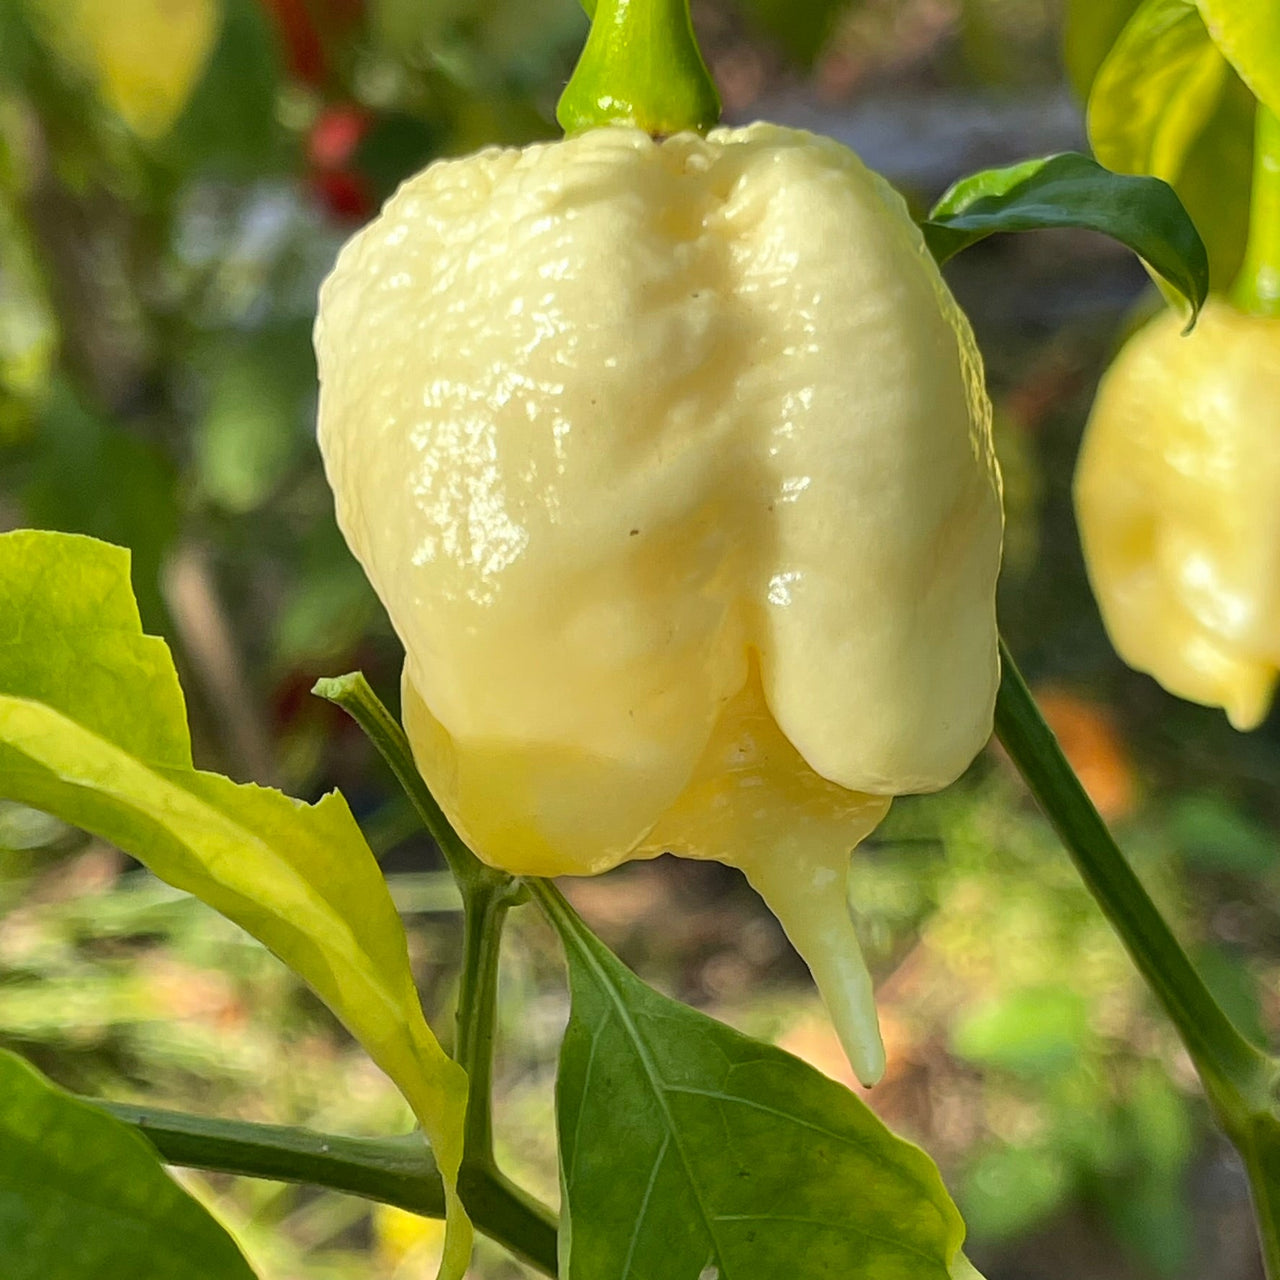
[314,671,557,1269]
[87,1102,445,1212]
[557,0,720,136]
[458,1164,560,1278]
[312,673,499,894]
[455,878,522,1162]
[994,638,1271,1112]
[1231,103,1280,317]
[83,1101,558,1273]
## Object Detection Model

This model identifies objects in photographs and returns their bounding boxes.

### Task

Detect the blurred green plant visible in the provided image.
[2,2,1279,1278]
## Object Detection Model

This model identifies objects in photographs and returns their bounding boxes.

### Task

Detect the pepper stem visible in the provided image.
[1230,102,1280,317]
[557,0,721,137]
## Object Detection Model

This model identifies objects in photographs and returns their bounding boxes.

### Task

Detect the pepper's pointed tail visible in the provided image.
[740,842,887,1087]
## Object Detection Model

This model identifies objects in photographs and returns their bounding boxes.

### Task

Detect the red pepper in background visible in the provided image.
[261,0,326,84]
[308,104,375,221]
[259,0,364,87]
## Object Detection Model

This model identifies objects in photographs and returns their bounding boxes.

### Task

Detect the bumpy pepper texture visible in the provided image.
[1076,299,1280,730]
[316,123,1003,1082]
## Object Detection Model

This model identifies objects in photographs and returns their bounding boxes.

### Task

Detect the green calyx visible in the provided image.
[557,0,721,138]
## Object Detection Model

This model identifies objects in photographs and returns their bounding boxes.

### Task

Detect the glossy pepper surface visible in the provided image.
[315,123,1003,1082]
[1075,299,1280,730]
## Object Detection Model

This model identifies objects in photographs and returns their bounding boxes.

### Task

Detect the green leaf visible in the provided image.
[960,1146,1071,1241]
[1088,0,1225,181]
[1163,63,1255,291]
[950,987,1090,1078]
[22,380,179,630]
[737,0,846,67]
[534,882,979,1280]
[0,530,473,1280]
[922,152,1209,317]
[1168,794,1276,875]
[160,0,282,175]
[1197,0,1280,117]
[194,330,314,514]
[0,1047,256,1279]
[1086,0,1256,292]
[1063,0,1142,98]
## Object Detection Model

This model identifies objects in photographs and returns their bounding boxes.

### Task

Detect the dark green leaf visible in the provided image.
[535,883,980,1280]
[160,0,282,175]
[0,1047,256,1279]
[736,0,848,67]
[922,152,1208,317]
[1168,794,1276,875]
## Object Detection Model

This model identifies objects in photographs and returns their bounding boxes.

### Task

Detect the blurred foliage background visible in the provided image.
[1,0,1278,1276]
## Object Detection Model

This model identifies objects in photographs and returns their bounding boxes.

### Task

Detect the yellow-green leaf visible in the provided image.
[1088,0,1226,181]
[1087,0,1253,290]
[1063,0,1142,99]
[25,0,223,137]
[1197,0,1280,118]
[0,529,472,1279]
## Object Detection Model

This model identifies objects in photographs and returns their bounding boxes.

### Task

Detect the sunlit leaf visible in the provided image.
[1163,63,1255,291]
[1197,0,1280,117]
[0,1047,256,1279]
[24,0,222,138]
[0,199,56,444]
[0,530,472,1280]
[1085,0,1254,292]
[1088,0,1225,180]
[923,152,1208,318]
[537,883,981,1280]
[950,986,1090,1077]
[1062,0,1142,98]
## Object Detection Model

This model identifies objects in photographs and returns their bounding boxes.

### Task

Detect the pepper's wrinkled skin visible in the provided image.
[316,123,1003,1082]
[1075,299,1280,731]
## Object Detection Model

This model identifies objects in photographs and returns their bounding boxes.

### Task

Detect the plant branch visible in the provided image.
[994,638,1271,1110]
[85,1101,445,1213]
[86,1101,559,1275]
[314,671,557,1269]
[456,878,522,1161]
